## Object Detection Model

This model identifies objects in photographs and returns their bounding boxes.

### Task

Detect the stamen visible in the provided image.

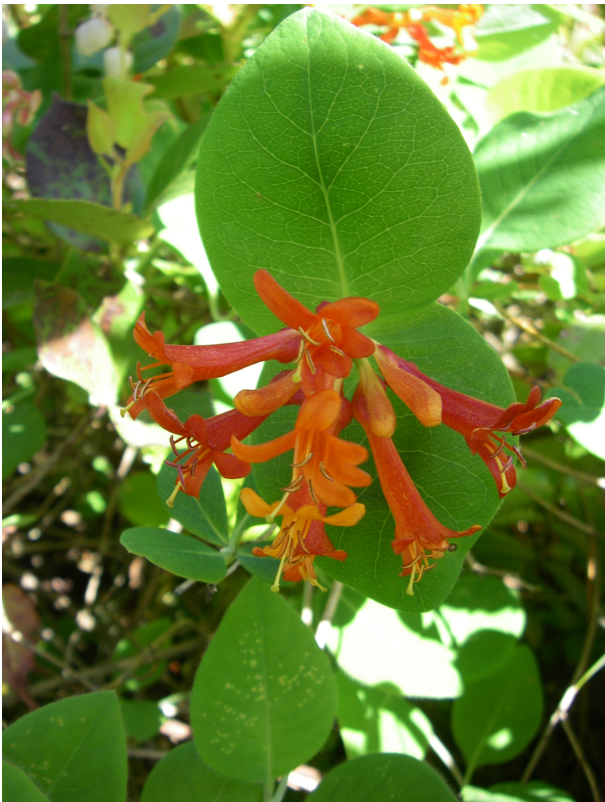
[321,318,335,342]
[119,399,136,418]
[166,481,183,508]
[265,490,293,523]
[307,479,318,505]
[290,452,314,468]
[319,462,333,481]
[271,550,289,593]
[304,347,316,375]
[329,346,346,356]
[298,327,321,346]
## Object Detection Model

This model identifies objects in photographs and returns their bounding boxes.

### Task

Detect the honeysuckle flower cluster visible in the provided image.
[351,4,483,83]
[123,271,561,595]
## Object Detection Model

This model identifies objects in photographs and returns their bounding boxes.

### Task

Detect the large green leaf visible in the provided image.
[475,87,605,253]
[487,66,605,122]
[196,8,480,334]
[190,577,337,784]
[452,645,543,779]
[2,691,127,802]
[253,302,514,611]
[157,463,229,546]
[120,527,227,583]
[7,199,154,246]
[309,754,458,802]
[141,742,263,802]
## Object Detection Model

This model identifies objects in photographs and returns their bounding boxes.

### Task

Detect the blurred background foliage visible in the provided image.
[2,4,605,801]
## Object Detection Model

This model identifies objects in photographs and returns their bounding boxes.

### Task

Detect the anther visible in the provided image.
[321,318,335,342]
[308,479,318,505]
[319,462,333,481]
[298,327,321,346]
[329,346,346,356]
[447,543,458,552]
[290,452,314,468]
[304,348,316,375]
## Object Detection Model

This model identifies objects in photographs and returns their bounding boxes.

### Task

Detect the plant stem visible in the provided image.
[58,5,72,100]
[521,652,605,783]
[522,446,605,488]
[493,302,581,362]
[517,483,599,538]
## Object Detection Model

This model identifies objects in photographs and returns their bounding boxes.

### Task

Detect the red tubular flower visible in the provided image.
[353,388,480,595]
[231,389,372,510]
[123,312,301,419]
[145,392,266,506]
[240,484,364,591]
[253,270,379,392]
[374,345,562,497]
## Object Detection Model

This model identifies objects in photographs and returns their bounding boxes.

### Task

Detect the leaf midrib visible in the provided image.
[306,15,349,298]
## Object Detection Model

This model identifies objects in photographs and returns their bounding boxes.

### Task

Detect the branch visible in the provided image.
[493,302,581,362]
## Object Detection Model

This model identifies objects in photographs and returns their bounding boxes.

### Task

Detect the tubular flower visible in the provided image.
[122,312,301,419]
[240,485,364,592]
[253,270,379,394]
[350,5,483,82]
[231,389,372,510]
[144,392,264,506]
[374,345,562,497]
[353,387,481,595]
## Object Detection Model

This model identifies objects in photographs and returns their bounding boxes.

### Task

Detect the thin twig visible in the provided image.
[58,5,72,100]
[493,302,581,362]
[29,636,203,697]
[2,411,97,515]
[427,732,465,789]
[128,748,171,761]
[465,553,541,593]
[521,653,605,783]
[6,631,99,692]
[103,619,200,690]
[522,447,605,489]
[561,718,601,802]
[517,483,599,538]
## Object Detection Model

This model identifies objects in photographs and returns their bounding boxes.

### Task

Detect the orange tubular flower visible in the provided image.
[122,312,302,419]
[231,389,372,510]
[240,484,364,592]
[253,270,379,395]
[406,22,465,76]
[374,345,562,497]
[144,392,265,505]
[353,388,480,595]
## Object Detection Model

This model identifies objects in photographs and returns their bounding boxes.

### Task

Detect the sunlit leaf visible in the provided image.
[196,8,480,334]
[190,577,337,783]
[310,753,458,802]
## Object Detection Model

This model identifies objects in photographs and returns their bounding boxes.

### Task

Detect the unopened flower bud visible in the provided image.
[103,46,133,77]
[75,16,114,56]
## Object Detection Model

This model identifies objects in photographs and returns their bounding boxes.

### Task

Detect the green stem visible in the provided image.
[271,775,289,802]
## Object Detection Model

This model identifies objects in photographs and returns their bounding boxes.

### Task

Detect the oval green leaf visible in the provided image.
[196,8,480,334]
[487,66,605,122]
[452,644,543,779]
[120,527,227,583]
[141,742,263,802]
[2,691,127,802]
[309,753,458,802]
[476,86,605,253]
[7,199,153,246]
[190,577,337,783]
